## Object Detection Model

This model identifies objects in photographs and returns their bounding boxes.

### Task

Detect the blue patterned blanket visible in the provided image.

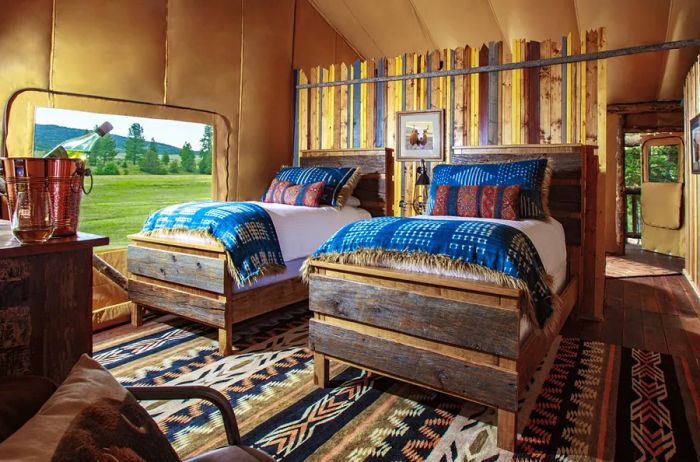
[308,217,555,326]
[141,201,285,287]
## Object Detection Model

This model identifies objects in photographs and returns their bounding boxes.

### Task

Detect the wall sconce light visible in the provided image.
[412,159,430,215]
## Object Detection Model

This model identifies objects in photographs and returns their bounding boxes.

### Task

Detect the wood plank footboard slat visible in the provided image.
[309,260,522,296]
[129,279,226,328]
[128,246,225,294]
[309,274,520,358]
[127,233,224,253]
[230,277,308,323]
[309,320,518,411]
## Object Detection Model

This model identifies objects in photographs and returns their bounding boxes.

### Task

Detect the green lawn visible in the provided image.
[79,175,211,249]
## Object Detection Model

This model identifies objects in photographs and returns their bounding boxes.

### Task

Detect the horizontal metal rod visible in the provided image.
[297,38,700,89]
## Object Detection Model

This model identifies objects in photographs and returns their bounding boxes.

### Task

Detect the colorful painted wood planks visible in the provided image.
[295,29,606,216]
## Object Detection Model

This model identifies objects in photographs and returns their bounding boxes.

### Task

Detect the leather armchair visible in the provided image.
[128,385,273,462]
[0,376,273,462]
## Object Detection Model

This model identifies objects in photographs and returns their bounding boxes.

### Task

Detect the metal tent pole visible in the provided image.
[297,38,700,89]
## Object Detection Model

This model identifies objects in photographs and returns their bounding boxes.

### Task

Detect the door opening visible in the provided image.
[624,133,642,245]
[608,132,685,279]
[638,134,684,257]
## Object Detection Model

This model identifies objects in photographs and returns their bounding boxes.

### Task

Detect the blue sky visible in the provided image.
[35,107,209,150]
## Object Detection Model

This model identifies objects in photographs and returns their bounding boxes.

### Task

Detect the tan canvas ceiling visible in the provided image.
[309,0,700,104]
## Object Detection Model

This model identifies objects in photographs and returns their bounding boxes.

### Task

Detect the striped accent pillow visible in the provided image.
[427,159,550,218]
[263,179,325,207]
[272,166,361,208]
[263,179,292,204]
[429,185,521,220]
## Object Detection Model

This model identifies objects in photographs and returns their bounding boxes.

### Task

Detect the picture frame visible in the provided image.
[691,114,700,174]
[396,110,444,161]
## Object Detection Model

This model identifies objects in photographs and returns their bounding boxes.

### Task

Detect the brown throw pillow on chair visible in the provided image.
[0,354,180,462]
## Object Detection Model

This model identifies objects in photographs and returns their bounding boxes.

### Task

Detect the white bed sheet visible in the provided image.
[251,202,371,261]
[232,257,306,293]
[418,215,568,293]
[145,202,372,262]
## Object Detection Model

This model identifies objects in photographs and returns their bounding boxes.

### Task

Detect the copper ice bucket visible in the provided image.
[0,157,92,236]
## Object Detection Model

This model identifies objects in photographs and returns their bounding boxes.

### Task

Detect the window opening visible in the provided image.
[34,107,213,249]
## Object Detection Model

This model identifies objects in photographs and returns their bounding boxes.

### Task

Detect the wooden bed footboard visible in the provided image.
[307,260,578,451]
[127,234,307,355]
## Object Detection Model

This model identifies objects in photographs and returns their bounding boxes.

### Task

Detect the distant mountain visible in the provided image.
[33,124,182,156]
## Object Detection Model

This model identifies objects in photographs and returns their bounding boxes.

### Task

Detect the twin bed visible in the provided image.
[127,148,393,355]
[126,144,596,451]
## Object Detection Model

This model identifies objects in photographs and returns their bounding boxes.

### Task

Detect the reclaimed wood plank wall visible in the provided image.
[684,55,700,289]
[295,28,606,217]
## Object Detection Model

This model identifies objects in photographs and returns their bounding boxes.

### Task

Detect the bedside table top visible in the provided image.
[0,220,109,258]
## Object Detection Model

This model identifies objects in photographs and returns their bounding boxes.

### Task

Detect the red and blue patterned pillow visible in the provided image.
[271,166,361,208]
[429,184,521,220]
[428,159,549,218]
[263,179,326,207]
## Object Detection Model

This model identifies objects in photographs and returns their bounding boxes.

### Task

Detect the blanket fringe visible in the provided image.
[541,160,553,218]
[228,262,287,288]
[303,249,562,328]
[140,228,223,247]
[334,167,363,209]
[139,229,286,288]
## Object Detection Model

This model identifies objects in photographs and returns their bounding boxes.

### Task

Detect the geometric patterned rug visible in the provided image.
[93,304,700,461]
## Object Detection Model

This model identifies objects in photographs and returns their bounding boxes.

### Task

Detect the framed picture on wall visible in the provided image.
[692,114,700,174]
[396,110,444,161]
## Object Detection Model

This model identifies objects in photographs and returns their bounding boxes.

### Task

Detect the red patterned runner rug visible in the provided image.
[515,337,699,461]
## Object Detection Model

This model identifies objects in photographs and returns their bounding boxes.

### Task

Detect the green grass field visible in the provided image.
[79,175,211,249]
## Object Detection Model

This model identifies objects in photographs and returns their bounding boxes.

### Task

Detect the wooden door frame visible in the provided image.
[609,102,683,255]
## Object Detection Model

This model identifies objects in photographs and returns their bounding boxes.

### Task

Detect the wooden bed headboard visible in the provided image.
[450,144,596,248]
[450,144,600,311]
[299,148,395,217]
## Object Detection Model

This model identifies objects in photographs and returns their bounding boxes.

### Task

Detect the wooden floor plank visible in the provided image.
[567,255,700,360]
[605,251,683,278]
[641,310,668,354]
[605,245,683,279]
[679,278,700,317]
[93,313,160,343]
[660,275,693,316]
[654,276,679,316]
[636,277,661,314]
[605,278,624,305]
[599,301,623,345]
[661,313,693,357]
[678,315,700,359]
[621,279,645,350]
[668,275,696,317]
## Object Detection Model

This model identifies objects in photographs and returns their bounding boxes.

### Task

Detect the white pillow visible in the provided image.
[345,196,361,207]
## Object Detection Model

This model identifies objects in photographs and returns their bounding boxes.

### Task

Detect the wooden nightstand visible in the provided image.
[0,220,108,383]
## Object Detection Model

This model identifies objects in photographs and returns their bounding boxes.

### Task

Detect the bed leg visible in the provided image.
[131,304,145,327]
[314,352,329,387]
[218,326,233,356]
[497,408,517,452]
